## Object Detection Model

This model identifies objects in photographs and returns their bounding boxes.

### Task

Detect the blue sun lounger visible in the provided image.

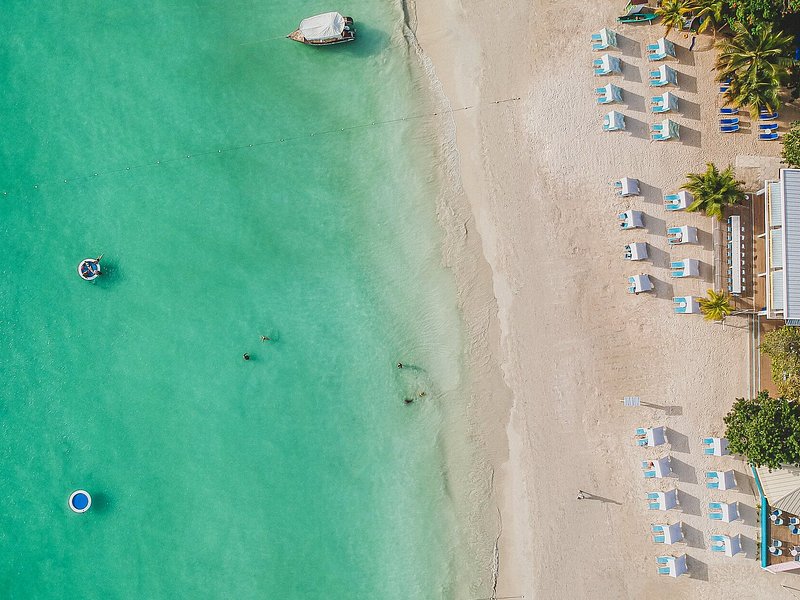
[657,556,670,564]
[637,438,648,446]
[709,502,722,509]
[719,85,729,93]
[760,122,779,130]
[760,132,779,140]
[720,117,739,125]
[593,59,604,67]
[719,107,738,115]
[591,33,602,41]
[711,544,726,552]
[760,111,779,120]
[702,437,714,444]
[658,567,671,575]
[704,448,716,455]
[654,535,665,543]
[707,481,720,489]
[644,470,657,478]
[711,535,726,542]
[709,512,723,520]
[649,503,661,509]
[652,524,664,533]
[647,492,660,499]
[721,124,739,133]
[592,42,606,51]
[706,471,718,478]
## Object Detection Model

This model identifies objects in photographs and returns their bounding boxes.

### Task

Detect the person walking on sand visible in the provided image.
[577,490,590,500]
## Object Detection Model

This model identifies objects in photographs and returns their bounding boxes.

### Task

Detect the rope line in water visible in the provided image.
[1,97,520,197]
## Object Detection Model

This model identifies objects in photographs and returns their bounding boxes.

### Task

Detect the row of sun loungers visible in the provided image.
[591,29,676,63]
[718,86,781,137]
[634,429,744,572]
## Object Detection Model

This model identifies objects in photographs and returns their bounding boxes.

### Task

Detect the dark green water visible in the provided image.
[0,2,465,598]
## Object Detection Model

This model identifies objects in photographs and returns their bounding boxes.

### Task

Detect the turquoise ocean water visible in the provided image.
[0,3,468,598]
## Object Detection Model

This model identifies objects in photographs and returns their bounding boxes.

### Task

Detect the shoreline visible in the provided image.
[404,0,521,596]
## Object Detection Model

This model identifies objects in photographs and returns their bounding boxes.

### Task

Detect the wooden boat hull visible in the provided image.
[287,29,355,45]
[617,12,658,23]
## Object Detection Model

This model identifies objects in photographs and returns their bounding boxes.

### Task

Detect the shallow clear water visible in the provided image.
[0,3,465,598]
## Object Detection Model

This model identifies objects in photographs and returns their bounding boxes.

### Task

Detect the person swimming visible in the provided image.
[243,353,250,361]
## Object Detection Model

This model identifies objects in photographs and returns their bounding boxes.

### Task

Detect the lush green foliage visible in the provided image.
[698,289,733,321]
[761,326,800,400]
[716,23,794,115]
[724,0,784,29]
[783,122,800,167]
[683,163,746,219]
[657,0,695,35]
[724,392,800,469]
[695,0,727,33]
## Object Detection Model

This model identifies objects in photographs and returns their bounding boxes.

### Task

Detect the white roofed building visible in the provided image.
[758,169,800,324]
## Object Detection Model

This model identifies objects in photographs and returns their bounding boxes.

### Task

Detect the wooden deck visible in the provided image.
[767,510,800,565]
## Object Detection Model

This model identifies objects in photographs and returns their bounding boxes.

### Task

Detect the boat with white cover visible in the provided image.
[288,12,355,45]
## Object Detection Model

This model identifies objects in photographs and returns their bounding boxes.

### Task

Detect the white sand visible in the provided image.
[410,0,800,597]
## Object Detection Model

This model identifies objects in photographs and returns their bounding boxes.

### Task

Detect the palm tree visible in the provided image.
[694,0,725,34]
[657,0,695,36]
[716,23,793,114]
[699,289,733,322]
[683,163,746,219]
[724,69,783,117]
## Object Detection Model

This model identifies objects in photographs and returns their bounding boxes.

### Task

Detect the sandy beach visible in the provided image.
[411,0,800,597]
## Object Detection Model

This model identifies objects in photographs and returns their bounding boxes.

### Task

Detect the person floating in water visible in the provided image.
[243,353,250,361]
[404,397,413,404]
[260,335,270,342]
[397,362,404,369]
